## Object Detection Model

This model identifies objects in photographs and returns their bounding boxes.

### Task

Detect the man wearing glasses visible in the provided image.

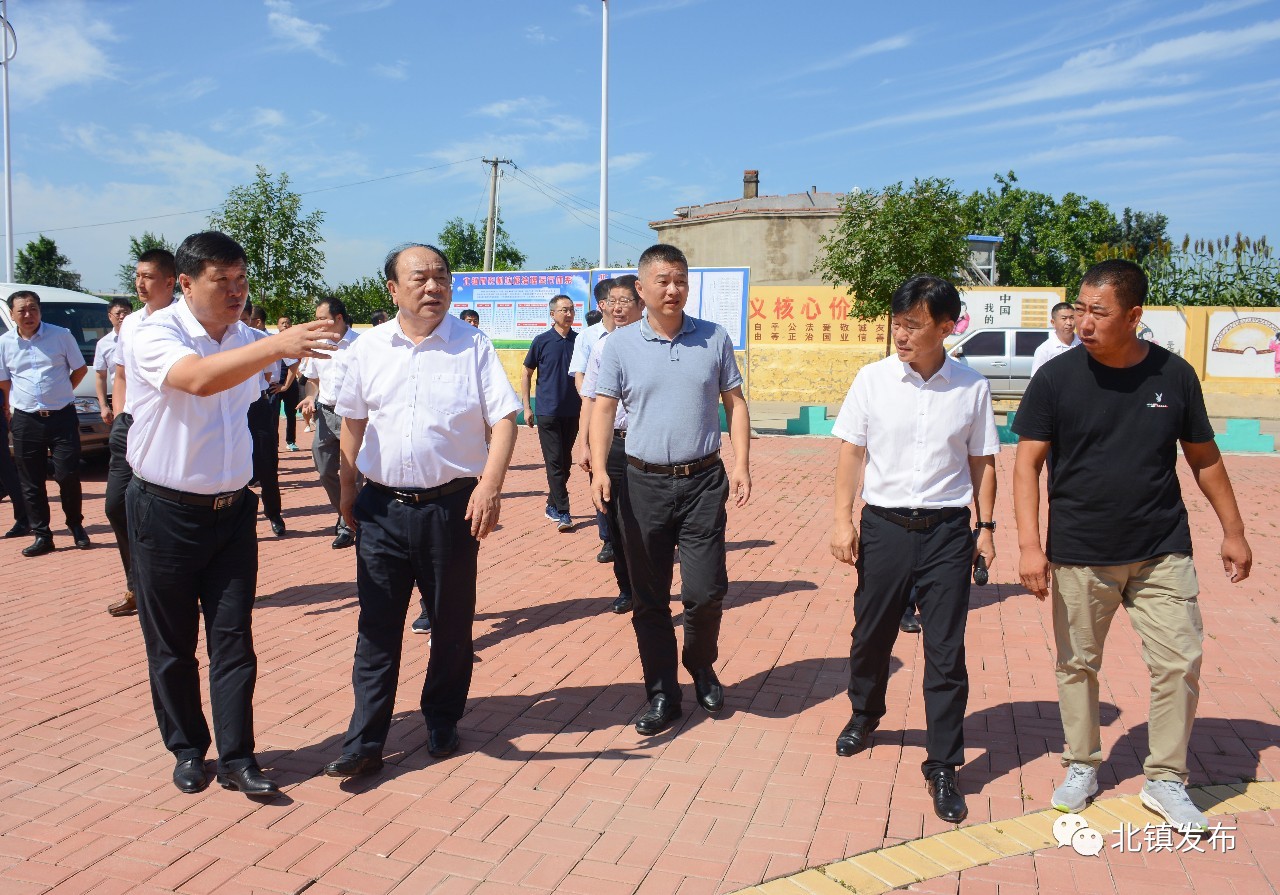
[522,295,581,531]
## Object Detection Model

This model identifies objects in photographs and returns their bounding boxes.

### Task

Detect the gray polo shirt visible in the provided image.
[595,314,742,465]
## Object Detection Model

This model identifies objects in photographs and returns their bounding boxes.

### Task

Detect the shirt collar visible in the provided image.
[899,353,955,384]
[640,313,695,342]
[17,322,46,342]
[390,310,455,347]
[173,300,247,345]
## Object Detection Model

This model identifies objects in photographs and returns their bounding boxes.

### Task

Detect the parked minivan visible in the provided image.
[0,282,114,455]
[947,326,1054,400]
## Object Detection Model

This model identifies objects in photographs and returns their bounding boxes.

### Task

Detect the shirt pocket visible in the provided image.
[427,372,469,416]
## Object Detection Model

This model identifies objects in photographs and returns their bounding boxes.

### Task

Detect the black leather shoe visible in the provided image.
[331,530,355,549]
[427,726,460,758]
[835,716,879,757]
[216,766,280,797]
[899,610,921,634]
[268,516,286,537]
[3,523,30,539]
[323,754,383,778]
[608,594,633,614]
[691,667,724,714]
[22,536,54,557]
[635,694,682,735]
[596,541,614,563]
[69,523,91,549]
[926,768,968,823]
[173,758,208,793]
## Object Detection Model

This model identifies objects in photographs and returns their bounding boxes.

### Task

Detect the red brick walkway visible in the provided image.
[0,431,1276,894]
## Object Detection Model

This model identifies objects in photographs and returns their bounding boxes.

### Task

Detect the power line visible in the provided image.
[507,168,646,256]
[510,162,655,237]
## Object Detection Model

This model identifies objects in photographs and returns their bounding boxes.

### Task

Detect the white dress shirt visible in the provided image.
[0,322,86,412]
[580,329,627,430]
[1030,332,1082,375]
[335,313,520,489]
[568,320,607,380]
[126,301,260,494]
[832,354,1000,509]
[116,305,171,415]
[93,330,119,373]
[301,327,357,406]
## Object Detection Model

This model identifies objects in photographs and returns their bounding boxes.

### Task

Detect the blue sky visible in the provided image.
[2,0,1277,293]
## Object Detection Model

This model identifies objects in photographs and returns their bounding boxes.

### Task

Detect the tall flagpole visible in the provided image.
[1,0,15,281]
[599,0,609,269]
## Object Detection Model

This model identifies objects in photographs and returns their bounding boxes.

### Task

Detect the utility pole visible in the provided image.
[482,157,511,272]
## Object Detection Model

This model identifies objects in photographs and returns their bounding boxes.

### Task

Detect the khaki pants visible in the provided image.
[1052,553,1203,782]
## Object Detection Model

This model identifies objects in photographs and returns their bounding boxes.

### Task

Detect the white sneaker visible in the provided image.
[1140,780,1208,832]
[1051,762,1099,812]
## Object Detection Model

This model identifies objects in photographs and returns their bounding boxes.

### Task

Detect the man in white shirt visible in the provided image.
[572,277,618,562]
[298,296,359,548]
[104,249,177,617]
[1030,302,1081,376]
[126,231,338,798]
[93,298,132,425]
[0,290,89,557]
[244,304,285,536]
[322,243,519,778]
[829,275,999,825]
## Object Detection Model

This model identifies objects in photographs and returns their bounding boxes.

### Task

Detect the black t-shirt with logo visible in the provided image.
[1012,343,1214,566]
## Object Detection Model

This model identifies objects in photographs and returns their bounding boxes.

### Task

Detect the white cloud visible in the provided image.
[9,0,118,105]
[525,25,555,44]
[249,108,288,129]
[373,60,408,80]
[264,0,336,61]
[616,0,709,21]
[1025,136,1181,163]
[65,125,256,184]
[776,33,914,82]
[475,96,553,119]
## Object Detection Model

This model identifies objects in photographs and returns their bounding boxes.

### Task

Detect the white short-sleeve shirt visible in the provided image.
[125,301,261,494]
[93,330,119,374]
[580,329,627,430]
[117,304,176,415]
[568,320,606,380]
[335,313,520,489]
[1030,333,1081,376]
[831,354,1000,509]
[301,327,357,406]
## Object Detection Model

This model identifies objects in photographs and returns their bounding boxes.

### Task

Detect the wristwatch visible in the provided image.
[976,521,997,531]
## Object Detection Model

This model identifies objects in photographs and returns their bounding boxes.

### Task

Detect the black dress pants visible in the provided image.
[342,480,479,757]
[279,382,300,445]
[127,481,260,772]
[104,413,134,591]
[604,437,631,598]
[618,460,729,705]
[10,406,82,538]
[247,397,282,519]
[0,403,29,528]
[847,506,973,776]
[536,415,579,515]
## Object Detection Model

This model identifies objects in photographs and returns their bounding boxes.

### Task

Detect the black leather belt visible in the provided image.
[614,428,626,438]
[316,401,335,412]
[15,405,72,418]
[627,451,720,477]
[368,477,476,505]
[135,478,246,510]
[867,505,968,531]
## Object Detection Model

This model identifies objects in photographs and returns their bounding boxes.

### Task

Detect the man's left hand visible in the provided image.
[974,528,996,571]
[730,465,751,507]
[1221,533,1252,583]
[466,480,502,539]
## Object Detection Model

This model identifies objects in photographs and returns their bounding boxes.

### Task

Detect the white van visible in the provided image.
[0,282,114,455]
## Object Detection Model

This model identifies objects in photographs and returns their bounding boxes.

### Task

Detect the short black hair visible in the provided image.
[137,248,176,279]
[593,277,614,308]
[585,309,603,326]
[638,243,688,272]
[108,297,133,314]
[459,309,480,323]
[1080,259,1147,310]
[889,275,962,324]
[1050,302,1074,318]
[370,309,389,326]
[175,231,247,280]
[6,289,40,310]
[249,304,268,323]
[548,294,573,313]
[383,243,451,282]
[315,295,351,327]
[611,274,640,303]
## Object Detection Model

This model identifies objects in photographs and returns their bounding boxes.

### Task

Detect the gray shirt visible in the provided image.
[595,314,742,465]
[0,322,86,412]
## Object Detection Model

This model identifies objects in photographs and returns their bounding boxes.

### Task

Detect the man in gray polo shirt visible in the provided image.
[590,243,751,736]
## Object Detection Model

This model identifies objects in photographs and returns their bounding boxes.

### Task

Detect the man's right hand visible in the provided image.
[829,520,858,565]
[523,405,536,428]
[575,439,591,473]
[274,320,341,360]
[591,474,611,514]
[339,485,358,533]
[1019,545,1052,600]
[100,407,114,425]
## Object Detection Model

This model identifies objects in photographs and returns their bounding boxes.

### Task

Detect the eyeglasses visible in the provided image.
[606,297,638,306]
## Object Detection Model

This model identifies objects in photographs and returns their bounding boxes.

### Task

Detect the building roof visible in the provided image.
[652,190,846,227]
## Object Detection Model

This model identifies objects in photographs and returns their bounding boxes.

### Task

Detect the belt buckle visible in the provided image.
[673,461,693,476]
[212,493,235,510]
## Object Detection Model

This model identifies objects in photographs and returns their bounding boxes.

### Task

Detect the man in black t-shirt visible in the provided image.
[522,295,581,531]
[1013,259,1251,833]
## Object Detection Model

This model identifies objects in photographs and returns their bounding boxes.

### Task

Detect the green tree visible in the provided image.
[331,275,395,324]
[437,216,526,271]
[1115,208,1169,264]
[961,171,1120,295]
[814,177,971,351]
[15,235,82,291]
[116,231,176,296]
[208,166,325,321]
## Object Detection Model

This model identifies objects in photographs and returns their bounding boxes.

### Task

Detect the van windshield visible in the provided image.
[37,302,113,366]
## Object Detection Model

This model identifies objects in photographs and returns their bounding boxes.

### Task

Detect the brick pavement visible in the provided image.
[0,429,1276,894]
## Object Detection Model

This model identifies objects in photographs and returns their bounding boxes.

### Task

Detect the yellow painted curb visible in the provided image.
[724,781,1277,895]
